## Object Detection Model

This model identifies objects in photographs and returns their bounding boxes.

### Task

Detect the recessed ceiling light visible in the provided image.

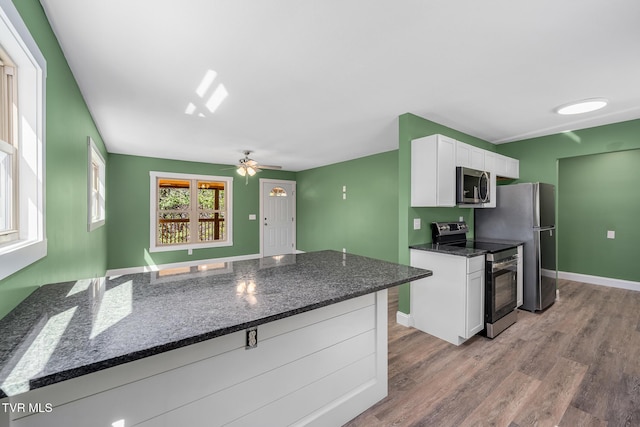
[555,98,608,115]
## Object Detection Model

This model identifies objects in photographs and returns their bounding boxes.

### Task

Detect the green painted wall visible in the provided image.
[497,119,640,186]
[107,154,295,270]
[396,113,495,313]
[0,0,109,319]
[558,150,640,282]
[296,150,399,263]
[497,119,640,280]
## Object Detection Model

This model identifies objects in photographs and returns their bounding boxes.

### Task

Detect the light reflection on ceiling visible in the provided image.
[185,69,228,117]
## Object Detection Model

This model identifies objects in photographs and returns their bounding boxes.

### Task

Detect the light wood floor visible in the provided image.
[344,279,640,427]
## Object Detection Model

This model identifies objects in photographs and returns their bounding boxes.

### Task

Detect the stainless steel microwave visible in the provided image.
[456,167,490,205]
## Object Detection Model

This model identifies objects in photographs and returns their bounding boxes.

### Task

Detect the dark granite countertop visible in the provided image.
[0,250,431,398]
[410,243,487,257]
[410,239,523,258]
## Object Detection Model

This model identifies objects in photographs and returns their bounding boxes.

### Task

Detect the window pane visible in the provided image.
[87,138,106,231]
[197,181,224,210]
[90,160,100,221]
[158,212,190,244]
[198,212,225,242]
[0,149,12,232]
[158,179,190,210]
[269,186,287,197]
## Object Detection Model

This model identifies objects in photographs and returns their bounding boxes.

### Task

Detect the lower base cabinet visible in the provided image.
[410,250,485,345]
[1,292,388,427]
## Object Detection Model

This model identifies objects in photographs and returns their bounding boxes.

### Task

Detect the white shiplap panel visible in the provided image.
[142,331,376,426]
[13,294,382,427]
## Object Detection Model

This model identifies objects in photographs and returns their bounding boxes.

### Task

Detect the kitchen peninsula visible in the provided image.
[0,250,431,426]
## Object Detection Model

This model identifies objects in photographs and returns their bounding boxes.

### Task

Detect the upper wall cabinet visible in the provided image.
[493,153,520,179]
[456,141,485,170]
[411,134,456,207]
[411,134,519,208]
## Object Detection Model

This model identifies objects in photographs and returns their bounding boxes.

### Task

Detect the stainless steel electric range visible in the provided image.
[431,221,519,338]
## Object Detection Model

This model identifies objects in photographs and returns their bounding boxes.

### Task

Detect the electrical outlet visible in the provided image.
[246,327,258,349]
[413,218,421,230]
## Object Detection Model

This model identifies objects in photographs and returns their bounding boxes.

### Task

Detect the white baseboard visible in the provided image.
[396,311,413,328]
[558,270,640,292]
[107,253,262,276]
[541,268,555,278]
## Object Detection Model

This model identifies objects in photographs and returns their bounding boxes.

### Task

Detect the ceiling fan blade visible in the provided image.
[257,165,282,170]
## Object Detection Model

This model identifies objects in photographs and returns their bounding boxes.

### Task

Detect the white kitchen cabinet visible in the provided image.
[484,150,495,172]
[506,157,519,179]
[456,141,485,170]
[410,250,485,345]
[466,268,485,336]
[411,134,519,207]
[494,153,520,179]
[411,134,456,207]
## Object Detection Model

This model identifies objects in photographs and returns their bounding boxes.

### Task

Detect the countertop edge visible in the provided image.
[16,268,433,394]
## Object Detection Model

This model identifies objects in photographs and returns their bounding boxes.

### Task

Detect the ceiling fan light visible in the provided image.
[237,166,247,176]
[247,166,257,176]
[555,98,608,115]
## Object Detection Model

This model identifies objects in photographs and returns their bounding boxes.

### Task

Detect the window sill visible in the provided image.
[148,240,233,253]
[88,218,105,232]
[0,238,47,281]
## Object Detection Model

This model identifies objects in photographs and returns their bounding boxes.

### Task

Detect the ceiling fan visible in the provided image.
[234,150,282,184]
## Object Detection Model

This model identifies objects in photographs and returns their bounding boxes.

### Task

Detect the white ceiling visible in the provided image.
[39,0,640,172]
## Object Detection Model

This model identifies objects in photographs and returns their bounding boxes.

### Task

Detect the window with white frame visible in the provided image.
[0,51,17,244]
[0,0,47,281]
[88,137,105,231]
[149,172,232,252]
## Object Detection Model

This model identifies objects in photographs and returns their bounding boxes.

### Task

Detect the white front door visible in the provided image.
[261,179,296,257]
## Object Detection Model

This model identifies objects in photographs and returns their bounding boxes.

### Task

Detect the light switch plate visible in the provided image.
[607,230,615,239]
[413,218,421,230]
[249,214,256,220]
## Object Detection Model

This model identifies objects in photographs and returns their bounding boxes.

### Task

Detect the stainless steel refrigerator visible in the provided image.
[475,182,557,312]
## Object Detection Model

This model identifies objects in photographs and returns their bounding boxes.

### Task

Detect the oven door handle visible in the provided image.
[492,259,518,271]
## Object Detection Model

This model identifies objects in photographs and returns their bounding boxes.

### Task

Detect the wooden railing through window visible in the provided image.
[158,217,225,245]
